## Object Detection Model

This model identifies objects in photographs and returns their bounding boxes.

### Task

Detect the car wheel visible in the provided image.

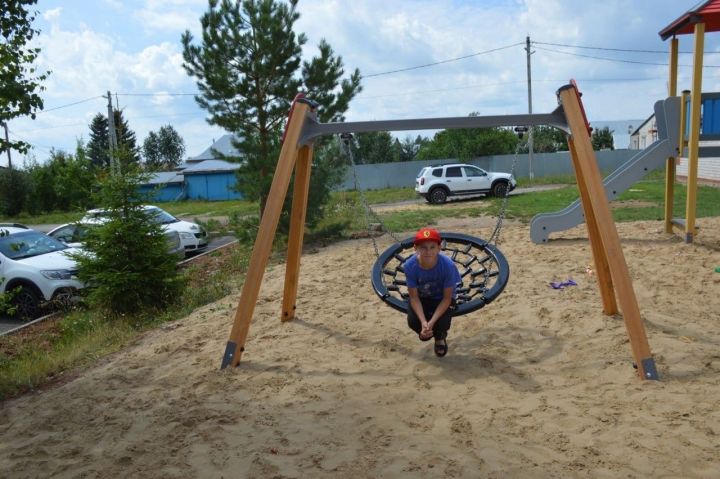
[492,181,508,198]
[429,187,448,204]
[52,289,76,312]
[11,286,41,321]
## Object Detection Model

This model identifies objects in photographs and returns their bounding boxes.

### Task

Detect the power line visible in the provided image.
[40,95,105,113]
[7,128,55,152]
[534,45,720,68]
[355,76,660,100]
[117,92,197,97]
[363,42,524,78]
[533,40,720,55]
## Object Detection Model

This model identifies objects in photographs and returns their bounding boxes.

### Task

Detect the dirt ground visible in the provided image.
[1,215,719,478]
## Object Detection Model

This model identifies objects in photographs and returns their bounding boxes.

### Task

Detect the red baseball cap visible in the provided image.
[413,227,441,245]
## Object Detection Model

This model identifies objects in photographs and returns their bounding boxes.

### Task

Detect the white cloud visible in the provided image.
[10,0,720,163]
[43,7,62,21]
[135,0,206,33]
[127,42,186,90]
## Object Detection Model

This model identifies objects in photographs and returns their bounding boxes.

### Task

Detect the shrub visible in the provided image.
[71,160,185,317]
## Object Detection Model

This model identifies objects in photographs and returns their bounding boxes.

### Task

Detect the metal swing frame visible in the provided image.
[220,82,660,381]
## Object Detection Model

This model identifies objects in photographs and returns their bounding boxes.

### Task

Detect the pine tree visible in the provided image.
[182,0,361,219]
[87,113,109,168]
[86,110,140,169]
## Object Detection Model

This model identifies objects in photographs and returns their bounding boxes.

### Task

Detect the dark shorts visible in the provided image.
[406,297,452,340]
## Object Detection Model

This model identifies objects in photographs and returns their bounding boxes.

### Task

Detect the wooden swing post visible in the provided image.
[220,99,313,369]
[281,144,313,322]
[560,83,658,380]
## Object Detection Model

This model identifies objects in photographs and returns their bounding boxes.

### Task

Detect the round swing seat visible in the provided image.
[371,232,510,316]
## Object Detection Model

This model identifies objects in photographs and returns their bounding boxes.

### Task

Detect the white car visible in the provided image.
[0,224,84,319]
[82,205,208,256]
[415,163,517,204]
[47,222,186,260]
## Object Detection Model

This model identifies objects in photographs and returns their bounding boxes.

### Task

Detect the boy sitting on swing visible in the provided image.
[404,227,461,357]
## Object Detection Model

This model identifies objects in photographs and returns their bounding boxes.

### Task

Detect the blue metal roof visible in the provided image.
[182,159,241,174]
[144,171,184,185]
[190,134,243,161]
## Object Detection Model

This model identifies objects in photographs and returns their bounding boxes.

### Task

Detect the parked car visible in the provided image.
[81,205,208,256]
[47,222,186,260]
[415,163,517,204]
[0,224,84,319]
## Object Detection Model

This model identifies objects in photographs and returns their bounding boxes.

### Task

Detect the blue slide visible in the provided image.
[529,97,680,244]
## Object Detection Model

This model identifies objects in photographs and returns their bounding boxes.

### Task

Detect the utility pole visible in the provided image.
[2,122,11,169]
[106,91,119,175]
[525,35,535,179]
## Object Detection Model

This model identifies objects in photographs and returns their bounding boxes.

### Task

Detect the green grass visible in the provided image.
[0,244,252,401]
[0,314,136,399]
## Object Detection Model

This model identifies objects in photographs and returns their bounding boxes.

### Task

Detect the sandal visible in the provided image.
[434,339,448,357]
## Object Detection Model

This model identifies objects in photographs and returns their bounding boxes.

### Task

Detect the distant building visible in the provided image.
[628,116,658,150]
[630,112,720,185]
[187,134,243,163]
[139,134,244,202]
[591,119,644,149]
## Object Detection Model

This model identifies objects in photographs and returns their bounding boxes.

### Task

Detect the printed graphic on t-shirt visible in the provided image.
[419,279,441,298]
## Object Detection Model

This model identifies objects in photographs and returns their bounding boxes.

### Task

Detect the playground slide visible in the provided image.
[529,97,680,244]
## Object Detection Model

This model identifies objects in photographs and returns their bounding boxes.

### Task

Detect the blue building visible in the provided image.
[183,159,243,201]
[139,135,243,202]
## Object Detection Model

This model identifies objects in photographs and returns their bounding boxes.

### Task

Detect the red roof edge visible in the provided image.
[659,0,720,40]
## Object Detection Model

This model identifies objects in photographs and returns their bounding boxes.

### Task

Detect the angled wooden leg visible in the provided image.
[221,102,311,369]
[560,84,658,380]
[568,138,618,315]
[281,145,313,322]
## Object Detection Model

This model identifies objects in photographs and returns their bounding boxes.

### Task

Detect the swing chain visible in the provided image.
[339,133,403,256]
[487,132,523,245]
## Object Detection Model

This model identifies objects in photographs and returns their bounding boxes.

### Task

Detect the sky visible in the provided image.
[5,0,720,167]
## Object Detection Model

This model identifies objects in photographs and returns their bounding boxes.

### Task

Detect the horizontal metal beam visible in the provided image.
[299,106,569,145]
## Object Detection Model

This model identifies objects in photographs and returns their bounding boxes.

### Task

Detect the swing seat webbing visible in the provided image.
[370,232,510,316]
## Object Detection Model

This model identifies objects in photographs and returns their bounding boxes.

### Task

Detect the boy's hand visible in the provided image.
[420,322,433,339]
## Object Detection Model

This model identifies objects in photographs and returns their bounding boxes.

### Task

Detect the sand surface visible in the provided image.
[1,215,719,478]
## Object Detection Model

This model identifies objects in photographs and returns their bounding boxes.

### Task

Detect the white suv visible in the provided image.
[82,205,208,256]
[415,163,516,204]
[0,224,84,319]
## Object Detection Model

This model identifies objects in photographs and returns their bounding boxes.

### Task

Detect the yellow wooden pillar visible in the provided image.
[221,101,311,368]
[281,145,313,322]
[560,84,658,380]
[664,37,679,233]
[685,22,705,243]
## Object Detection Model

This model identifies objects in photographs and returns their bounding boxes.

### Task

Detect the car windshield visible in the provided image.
[148,208,179,225]
[0,230,69,260]
[416,167,428,178]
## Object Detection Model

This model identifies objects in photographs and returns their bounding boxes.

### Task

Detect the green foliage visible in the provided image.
[0,0,49,155]
[592,126,614,151]
[299,137,348,228]
[142,125,186,170]
[86,114,109,168]
[85,110,140,168]
[523,126,568,153]
[0,166,29,216]
[70,159,184,316]
[417,117,518,161]
[22,141,95,214]
[395,135,428,162]
[0,286,16,316]
[182,0,361,220]
[349,131,395,164]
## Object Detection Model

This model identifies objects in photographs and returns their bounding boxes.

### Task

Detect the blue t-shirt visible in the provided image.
[405,253,461,300]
